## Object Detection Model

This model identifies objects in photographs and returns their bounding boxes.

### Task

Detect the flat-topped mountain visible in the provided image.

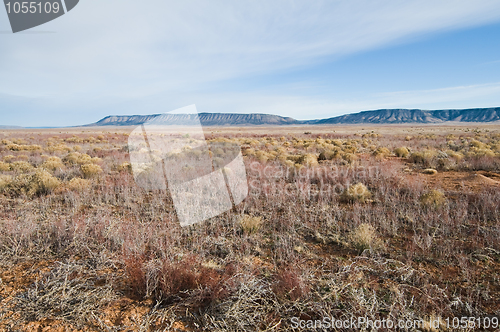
[89,113,300,127]
[309,109,441,124]
[309,107,500,124]
[86,107,500,127]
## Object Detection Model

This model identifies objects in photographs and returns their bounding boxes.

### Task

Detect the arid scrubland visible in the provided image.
[0,125,499,331]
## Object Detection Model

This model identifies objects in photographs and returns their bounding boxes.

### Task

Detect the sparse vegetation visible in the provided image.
[0,126,499,330]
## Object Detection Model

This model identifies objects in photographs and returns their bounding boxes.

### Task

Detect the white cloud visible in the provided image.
[1,0,500,125]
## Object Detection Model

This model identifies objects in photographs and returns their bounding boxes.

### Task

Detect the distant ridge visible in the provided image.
[0,125,23,129]
[310,107,500,124]
[86,107,500,127]
[88,113,300,126]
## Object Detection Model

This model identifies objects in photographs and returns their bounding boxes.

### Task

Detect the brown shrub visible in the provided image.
[272,266,309,301]
[124,254,230,305]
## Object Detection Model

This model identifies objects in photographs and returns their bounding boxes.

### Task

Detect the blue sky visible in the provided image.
[1,0,500,127]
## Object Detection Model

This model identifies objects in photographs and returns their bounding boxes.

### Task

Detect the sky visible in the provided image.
[1,0,500,127]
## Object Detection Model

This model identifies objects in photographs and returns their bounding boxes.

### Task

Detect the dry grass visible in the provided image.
[12,262,116,328]
[349,223,384,253]
[238,215,263,234]
[0,126,499,330]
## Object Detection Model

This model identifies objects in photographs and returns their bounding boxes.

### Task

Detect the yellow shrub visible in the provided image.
[394,147,410,158]
[342,153,357,164]
[299,154,318,167]
[341,183,372,203]
[0,162,10,172]
[6,144,42,151]
[40,156,65,171]
[349,223,383,252]
[66,178,91,191]
[81,164,103,178]
[9,169,60,196]
[331,139,343,146]
[470,140,486,149]
[242,148,256,157]
[64,152,93,165]
[373,147,391,159]
[10,161,34,173]
[409,150,438,166]
[46,143,72,153]
[255,150,270,163]
[118,162,132,173]
[318,148,342,161]
[343,145,357,154]
[468,148,495,158]
[445,150,464,161]
[239,215,263,234]
[422,168,438,175]
[420,190,446,208]
[0,175,12,192]
[2,155,15,162]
